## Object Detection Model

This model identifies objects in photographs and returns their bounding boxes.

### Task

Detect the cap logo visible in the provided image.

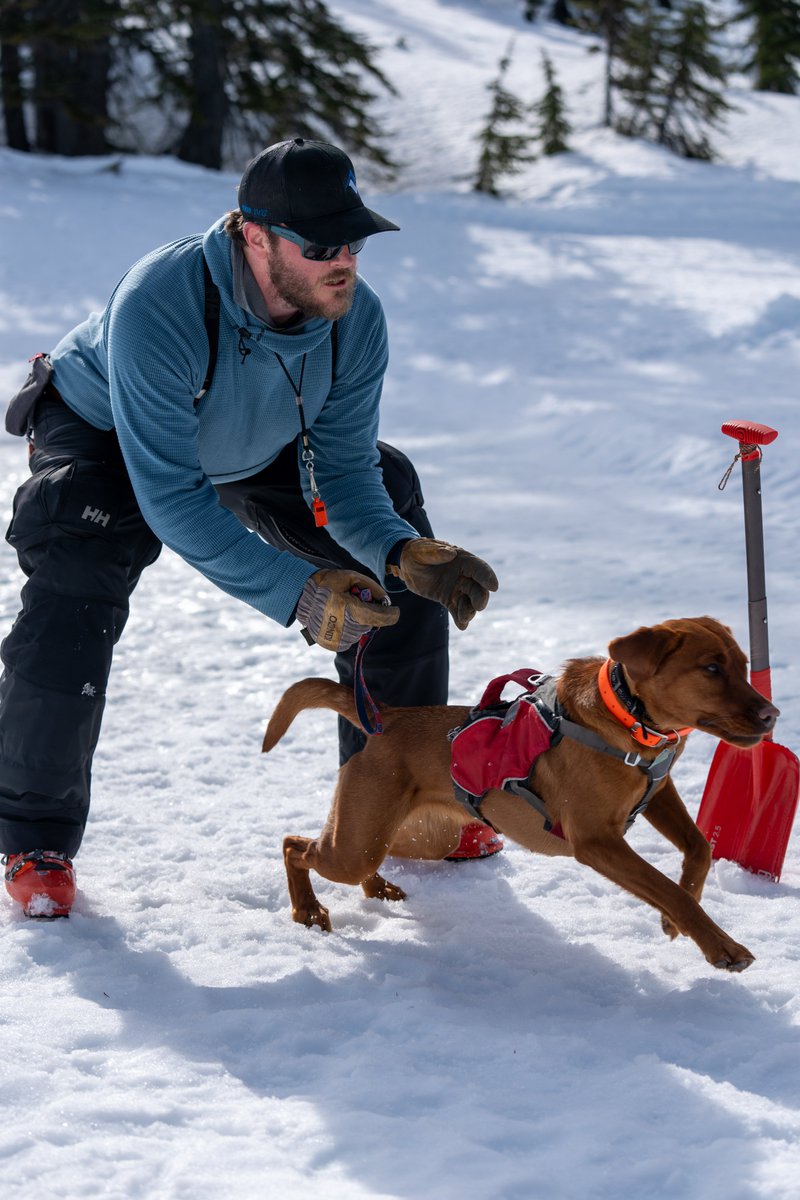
[241,202,270,219]
[345,169,359,196]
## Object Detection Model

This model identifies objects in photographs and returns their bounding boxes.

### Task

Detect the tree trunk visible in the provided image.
[176,2,227,170]
[30,0,111,156]
[550,0,573,25]
[32,34,60,153]
[603,0,623,126]
[1,37,31,151]
[75,37,112,155]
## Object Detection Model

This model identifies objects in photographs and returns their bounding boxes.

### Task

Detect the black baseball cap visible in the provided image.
[238,138,400,246]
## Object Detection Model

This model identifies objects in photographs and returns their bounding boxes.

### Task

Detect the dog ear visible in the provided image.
[608,625,681,683]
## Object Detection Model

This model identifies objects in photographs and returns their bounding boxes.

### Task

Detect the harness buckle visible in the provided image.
[624,750,643,768]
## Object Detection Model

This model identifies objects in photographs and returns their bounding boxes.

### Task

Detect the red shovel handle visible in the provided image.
[750,667,773,705]
[722,420,778,446]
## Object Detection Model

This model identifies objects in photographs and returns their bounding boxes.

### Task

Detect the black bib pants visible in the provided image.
[0,391,448,857]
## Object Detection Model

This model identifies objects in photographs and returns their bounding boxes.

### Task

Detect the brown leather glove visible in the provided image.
[296,569,399,652]
[386,538,498,630]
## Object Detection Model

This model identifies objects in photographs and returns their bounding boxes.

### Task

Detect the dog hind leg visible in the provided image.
[283,754,415,929]
[284,833,403,928]
[283,835,332,931]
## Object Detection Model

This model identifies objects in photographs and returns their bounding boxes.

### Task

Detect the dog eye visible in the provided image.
[703,663,720,675]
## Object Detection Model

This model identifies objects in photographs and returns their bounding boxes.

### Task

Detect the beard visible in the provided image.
[268,250,357,321]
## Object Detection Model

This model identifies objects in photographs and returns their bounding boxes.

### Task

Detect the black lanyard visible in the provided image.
[273,352,327,527]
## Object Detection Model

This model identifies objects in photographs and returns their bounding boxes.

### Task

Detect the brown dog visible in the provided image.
[263,617,778,972]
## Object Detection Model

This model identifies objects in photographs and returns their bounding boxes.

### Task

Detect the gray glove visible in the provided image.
[386,538,498,630]
[296,569,399,652]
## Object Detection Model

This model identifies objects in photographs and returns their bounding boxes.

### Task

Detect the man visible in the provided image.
[0,137,499,919]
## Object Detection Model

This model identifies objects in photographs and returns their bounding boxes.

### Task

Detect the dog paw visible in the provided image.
[293,903,332,932]
[711,944,755,972]
[362,873,407,903]
[380,881,407,903]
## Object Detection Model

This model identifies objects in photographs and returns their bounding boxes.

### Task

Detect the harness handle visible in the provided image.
[479,669,547,709]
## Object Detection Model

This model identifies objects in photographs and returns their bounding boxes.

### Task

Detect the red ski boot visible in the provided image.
[4,851,76,917]
[445,821,504,861]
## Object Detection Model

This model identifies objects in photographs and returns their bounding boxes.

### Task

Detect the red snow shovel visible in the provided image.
[696,420,800,881]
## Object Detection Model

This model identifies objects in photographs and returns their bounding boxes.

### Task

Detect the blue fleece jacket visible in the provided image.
[49,219,418,626]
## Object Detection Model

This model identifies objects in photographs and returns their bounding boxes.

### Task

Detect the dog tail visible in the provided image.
[262,678,362,752]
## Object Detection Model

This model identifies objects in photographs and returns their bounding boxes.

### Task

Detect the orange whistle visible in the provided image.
[312,498,328,527]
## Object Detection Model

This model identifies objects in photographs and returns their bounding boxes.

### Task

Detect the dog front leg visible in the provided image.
[643,778,713,939]
[571,831,754,971]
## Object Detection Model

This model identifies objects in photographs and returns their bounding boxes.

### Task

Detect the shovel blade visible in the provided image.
[696,740,800,881]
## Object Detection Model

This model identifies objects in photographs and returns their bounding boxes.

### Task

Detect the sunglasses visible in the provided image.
[267,224,366,262]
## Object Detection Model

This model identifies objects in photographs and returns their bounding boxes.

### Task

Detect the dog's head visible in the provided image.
[607,616,779,748]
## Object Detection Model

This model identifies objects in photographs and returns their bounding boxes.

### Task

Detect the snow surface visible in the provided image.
[1,1,800,1196]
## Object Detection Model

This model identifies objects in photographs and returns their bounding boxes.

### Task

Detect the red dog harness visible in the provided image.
[449,665,688,842]
[449,669,566,839]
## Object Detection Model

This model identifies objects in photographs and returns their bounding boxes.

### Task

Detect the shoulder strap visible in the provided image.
[195,257,220,405]
[331,319,338,384]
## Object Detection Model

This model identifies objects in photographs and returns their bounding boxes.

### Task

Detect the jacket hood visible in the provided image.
[201,219,334,361]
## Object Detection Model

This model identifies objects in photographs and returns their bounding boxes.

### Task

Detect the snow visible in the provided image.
[1,0,800,1195]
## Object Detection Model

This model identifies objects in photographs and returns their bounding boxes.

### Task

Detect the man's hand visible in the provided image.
[296,569,399,652]
[387,538,498,630]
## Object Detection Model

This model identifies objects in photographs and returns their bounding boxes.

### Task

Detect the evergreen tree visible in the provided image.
[141,0,396,171]
[735,0,800,93]
[1,0,394,168]
[551,0,575,25]
[613,0,664,138]
[522,0,575,26]
[474,43,535,195]
[531,52,572,153]
[654,2,731,158]
[0,0,119,155]
[0,2,30,151]
[614,0,731,159]
[572,0,633,124]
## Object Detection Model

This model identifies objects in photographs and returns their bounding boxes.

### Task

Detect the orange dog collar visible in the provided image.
[598,659,692,749]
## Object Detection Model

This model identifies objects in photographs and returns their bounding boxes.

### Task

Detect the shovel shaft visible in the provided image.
[741,452,770,677]
[722,421,778,687]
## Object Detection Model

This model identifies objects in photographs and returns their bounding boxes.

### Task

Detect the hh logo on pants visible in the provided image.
[81,505,110,527]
